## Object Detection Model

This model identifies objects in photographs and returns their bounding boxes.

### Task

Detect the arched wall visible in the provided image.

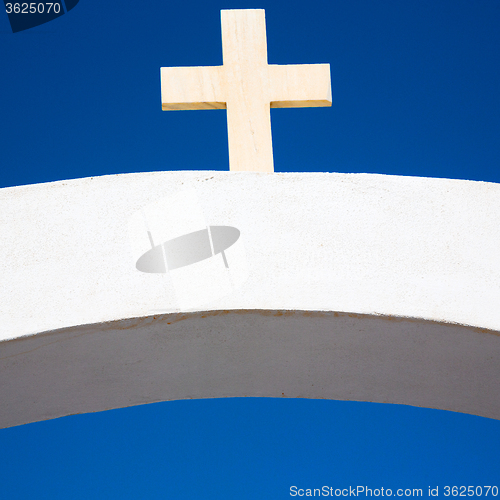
[1,172,499,427]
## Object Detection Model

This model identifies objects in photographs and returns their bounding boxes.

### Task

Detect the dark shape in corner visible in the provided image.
[5,0,79,33]
[64,0,79,12]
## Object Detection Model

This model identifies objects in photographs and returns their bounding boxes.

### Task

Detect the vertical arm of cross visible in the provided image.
[221,9,274,173]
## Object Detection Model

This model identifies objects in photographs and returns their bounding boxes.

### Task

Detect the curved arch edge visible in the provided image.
[1,310,499,428]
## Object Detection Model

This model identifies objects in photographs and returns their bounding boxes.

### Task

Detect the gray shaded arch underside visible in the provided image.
[1,310,499,428]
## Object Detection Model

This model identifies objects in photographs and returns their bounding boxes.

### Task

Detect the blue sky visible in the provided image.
[1,0,499,498]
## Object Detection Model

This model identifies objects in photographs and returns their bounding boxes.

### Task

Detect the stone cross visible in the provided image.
[160,9,332,173]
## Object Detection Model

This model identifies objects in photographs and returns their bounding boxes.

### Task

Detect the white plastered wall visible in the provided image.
[1,171,499,426]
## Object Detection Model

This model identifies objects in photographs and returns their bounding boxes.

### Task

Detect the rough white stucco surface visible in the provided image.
[1,171,499,426]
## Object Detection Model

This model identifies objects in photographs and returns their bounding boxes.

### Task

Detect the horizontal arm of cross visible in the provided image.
[269,64,332,108]
[161,66,226,110]
[160,63,332,110]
